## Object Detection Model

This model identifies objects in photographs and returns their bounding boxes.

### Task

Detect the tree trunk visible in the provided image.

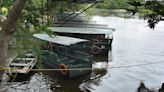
[0,0,27,82]
[0,33,10,82]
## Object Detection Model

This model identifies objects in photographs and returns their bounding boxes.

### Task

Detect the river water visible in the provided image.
[6,16,164,92]
[81,16,164,92]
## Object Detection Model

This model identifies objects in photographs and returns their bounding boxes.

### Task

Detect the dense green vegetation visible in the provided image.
[0,0,83,68]
[95,0,144,9]
[94,0,164,28]
[96,0,129,9]
[0,0,76,53]
[128,0,164,28]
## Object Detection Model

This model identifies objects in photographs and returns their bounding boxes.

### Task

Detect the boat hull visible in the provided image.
[42,51,92,78]
[43,60,92,78]
[56,33,113,56]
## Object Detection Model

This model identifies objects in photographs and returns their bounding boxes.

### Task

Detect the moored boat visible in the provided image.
[33,33,93,78]
[6,52,37,76]
[48,26,114,56]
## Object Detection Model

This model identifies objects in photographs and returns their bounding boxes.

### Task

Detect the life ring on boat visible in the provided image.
[59,64,68,75]
[91,45,101,55]
[93,35,104,42]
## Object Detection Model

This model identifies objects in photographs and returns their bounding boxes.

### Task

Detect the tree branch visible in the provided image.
[2,0,28,35]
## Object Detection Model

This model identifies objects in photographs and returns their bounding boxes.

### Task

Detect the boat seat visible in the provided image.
[15,58,35,61]
[10,63,29,66]
[16,67,29,73]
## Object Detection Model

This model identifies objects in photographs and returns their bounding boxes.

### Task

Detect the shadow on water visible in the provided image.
[8,71,36,82]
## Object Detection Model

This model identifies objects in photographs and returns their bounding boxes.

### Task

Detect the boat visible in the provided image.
[6,52,37,76]
[48,26,114,55]
[33,33,93,78]
[50,10,115,56]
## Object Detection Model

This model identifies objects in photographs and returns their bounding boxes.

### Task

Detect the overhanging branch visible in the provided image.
[2,0,28,35]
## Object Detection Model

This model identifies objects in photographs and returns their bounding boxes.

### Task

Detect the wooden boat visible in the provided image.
[6,52,37,75]
[33,33,93,78]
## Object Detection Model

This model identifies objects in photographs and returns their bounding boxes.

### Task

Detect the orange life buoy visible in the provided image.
[91,45,101,55]
[59,64,68,75]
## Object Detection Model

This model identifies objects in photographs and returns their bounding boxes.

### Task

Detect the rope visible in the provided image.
[110,60,164,69]
[0,60,164,71]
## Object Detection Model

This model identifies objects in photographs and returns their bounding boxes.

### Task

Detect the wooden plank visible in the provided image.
[15,58,35,61]
[10,63,28,66]
[16,67,29,73]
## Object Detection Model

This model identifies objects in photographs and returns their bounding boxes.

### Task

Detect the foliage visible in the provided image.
[0,0,53,63]
[128,0,164,29]
[0,0,12,17]
[1,0,83,63]
[95,0,133,9]
[0,0,13,7]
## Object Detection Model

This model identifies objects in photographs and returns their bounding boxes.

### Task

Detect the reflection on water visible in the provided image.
[5,57,109,92]
[5,16,164,92]
[7,73,53,92]
[6,60,109,92]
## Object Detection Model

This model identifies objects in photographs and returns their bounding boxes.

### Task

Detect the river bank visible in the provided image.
[88,8,140,18]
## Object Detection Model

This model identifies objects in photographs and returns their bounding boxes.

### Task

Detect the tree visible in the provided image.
[0,0,28,81]
[95,0,146,10]
[95,0,130,9]
[0,0,81,82]
[127,0,164,29]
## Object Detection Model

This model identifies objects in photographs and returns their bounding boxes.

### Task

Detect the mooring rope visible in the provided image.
[0,60,164,71]
[110,60,164,69]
